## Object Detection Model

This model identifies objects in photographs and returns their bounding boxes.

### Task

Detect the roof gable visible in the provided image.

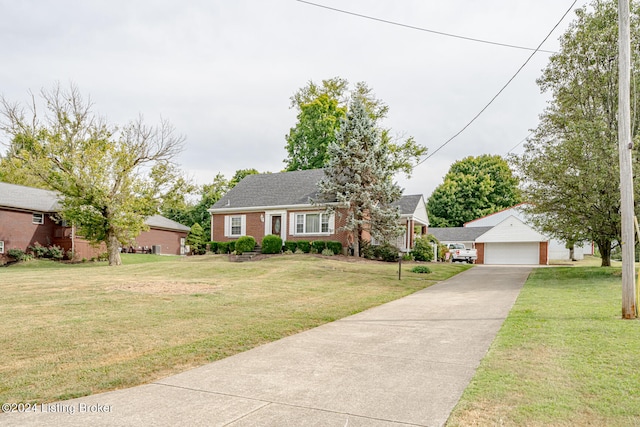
[464,203,528,227]
[145,215,191,232]
[475,215,547,243]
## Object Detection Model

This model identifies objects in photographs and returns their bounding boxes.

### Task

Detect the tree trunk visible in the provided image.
[569,244,576,262]
[106,230,122,266]
[597,239,612,267]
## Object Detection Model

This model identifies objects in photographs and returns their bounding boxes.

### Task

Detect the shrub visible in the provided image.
[297,241,311,253]
[228,241,236,253]
[48,245,64,260]
[7,248,29,261]
[361,241,375,259]
[326,241,343,255]
[402,253,413,261]
[412,236,434,262]
[262,234,283,254]
[411,265,432,274]
[311,241,326,253]
[208,241,219,253]
[321,248,334,256]
[283,241,297,252]
[217,242,230,254]
[375,243,400,262]
[97,252,109,261]
[28,242,48,258]
[235,236,256,254]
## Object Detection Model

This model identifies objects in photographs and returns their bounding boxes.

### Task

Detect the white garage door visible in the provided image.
[484,242,539,265]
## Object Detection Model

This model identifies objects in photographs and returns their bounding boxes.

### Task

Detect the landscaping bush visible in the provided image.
[28,242,48,258]
[208,241,219,253]
[48,245,64,260]
[297,241,311,253]
[411,265,432,274]
[375,243,400,262]
[361,241,375,259]
[412,236,434,262]
[261,234,283,254]
[7,248,29,261]
[216,242,230,254]
[311,240,326,253]
[228,241,236,253]
[283,241,297,252]
[321,248,334,256]
[235,236,256,254]
[402,253,413,261]
[326,241,343,255]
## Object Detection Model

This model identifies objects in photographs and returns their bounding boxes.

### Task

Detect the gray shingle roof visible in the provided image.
[145,214,191,232]
[211,169,329,210]
[0,181,188,231]
[0,182,60,212]
[428,227,493,242]
[393,194,423,216]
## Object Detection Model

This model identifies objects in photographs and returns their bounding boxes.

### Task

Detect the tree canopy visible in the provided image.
[513,0,640,267]
[427,155,521,227]
[0,83,187,266]
[284,77,425,176]
[318,98,404,256]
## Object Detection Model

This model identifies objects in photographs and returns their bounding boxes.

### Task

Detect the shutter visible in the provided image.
[224,216,230,238]
[289,213,296,235]
[240,215,247,236]
[329,214,336,234]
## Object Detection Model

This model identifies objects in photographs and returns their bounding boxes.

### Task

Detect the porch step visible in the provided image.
[231,245,262,262]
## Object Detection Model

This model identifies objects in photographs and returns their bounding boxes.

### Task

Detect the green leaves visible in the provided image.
[427,155,521,227]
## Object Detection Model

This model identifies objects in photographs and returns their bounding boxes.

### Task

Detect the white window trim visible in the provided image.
[32,213,44,225]
[224,214,246,238]
[0,240,4,254]
[289,212,334,236]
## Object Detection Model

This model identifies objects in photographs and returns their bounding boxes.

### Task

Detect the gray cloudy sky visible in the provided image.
[1,0,585,198]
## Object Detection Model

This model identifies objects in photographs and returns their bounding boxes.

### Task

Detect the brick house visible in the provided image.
[0,182,190,262]
[208,169,429,253]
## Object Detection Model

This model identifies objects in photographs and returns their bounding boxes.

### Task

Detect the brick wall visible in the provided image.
[134,228,188,255]
[475,242,485,264]
[0,208,56,260]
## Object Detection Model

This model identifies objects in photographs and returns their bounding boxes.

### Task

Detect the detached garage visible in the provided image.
[475,216,548,265]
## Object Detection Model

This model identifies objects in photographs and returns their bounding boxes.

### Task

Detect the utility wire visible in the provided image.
[296,0,557,54]
[414,0,578,168]
[506,132,534,155]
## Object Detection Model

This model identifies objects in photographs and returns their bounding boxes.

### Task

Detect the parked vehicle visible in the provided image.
[447,243,477,263]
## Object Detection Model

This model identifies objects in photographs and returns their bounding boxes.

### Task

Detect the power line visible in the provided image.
[295,0,557,54]
[414,0,578,168]
[506,132,533,155]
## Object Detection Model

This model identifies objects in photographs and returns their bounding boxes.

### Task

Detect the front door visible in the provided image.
[271,215,282,236]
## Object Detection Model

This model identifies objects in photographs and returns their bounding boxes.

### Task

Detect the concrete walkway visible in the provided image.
[2,266,531,427]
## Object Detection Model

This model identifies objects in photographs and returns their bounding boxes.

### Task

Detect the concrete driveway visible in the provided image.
[2,266,532,427]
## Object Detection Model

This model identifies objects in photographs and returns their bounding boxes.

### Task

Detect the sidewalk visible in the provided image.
[2,266,531,427]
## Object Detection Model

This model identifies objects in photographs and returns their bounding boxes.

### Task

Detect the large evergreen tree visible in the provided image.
[427,155,521,227]
[318,98,404,256]
[513,0,640,267]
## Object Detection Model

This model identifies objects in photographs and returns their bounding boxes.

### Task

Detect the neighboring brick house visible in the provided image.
[0,182,189,262]
[208,169,429,253]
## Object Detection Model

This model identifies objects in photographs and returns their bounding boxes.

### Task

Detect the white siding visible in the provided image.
[476,216,547,243]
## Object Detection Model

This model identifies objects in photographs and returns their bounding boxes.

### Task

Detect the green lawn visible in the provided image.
[0,254,470,405]
[447,267,640,427]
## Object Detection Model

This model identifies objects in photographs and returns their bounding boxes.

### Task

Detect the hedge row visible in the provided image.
[207,239,343,255]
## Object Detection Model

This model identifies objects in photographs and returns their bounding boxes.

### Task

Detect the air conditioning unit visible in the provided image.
[152,245,162,254]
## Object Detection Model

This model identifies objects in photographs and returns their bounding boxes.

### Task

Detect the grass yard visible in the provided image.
[0,254,470,406]
[447,267,640,427]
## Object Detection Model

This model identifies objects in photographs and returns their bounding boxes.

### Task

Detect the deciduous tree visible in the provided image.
[0,83,187,266]
[428,155,521,227]
[513,0,640,267]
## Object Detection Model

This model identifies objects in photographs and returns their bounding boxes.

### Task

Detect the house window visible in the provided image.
[231,217,242,236]
[295,213,330,235]
[0,241,4,254]
[224,215,246,238]
[32,213,44,225]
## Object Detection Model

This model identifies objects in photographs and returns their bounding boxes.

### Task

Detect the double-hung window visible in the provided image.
[295,213,330,235]
[231,216,242,237]
[224,215,246,238]
[0,240,4,254]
